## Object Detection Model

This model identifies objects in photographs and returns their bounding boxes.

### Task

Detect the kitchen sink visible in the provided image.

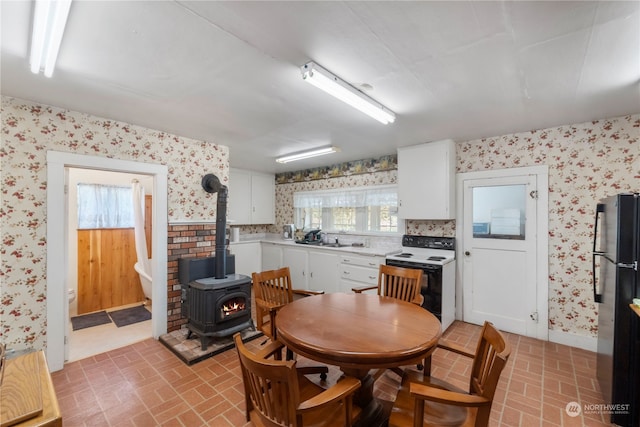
[316,242,350,248]
[295,241,349,248]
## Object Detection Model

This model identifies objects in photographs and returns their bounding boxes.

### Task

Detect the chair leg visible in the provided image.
[372,369,385,381]
[284,347,327,380]
[273,347,283,360]
[391,367,405,378]
[422,355,432,376]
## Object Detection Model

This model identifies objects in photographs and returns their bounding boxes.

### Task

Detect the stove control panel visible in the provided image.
[401,235,455,251]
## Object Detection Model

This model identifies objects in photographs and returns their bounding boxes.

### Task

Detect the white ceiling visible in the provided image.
[2,1,639,174]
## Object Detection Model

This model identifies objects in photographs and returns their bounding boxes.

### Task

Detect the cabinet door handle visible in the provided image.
[343,271,350,275]
[343,258,351,262]
[368,275,376,280]
[368,262,376,266]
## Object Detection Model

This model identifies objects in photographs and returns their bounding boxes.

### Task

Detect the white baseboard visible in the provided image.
[548,329,598,352]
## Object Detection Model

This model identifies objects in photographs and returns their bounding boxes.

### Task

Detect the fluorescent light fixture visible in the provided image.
[30,0,73,77]
[301,61,396,125]
[276,146,340,163]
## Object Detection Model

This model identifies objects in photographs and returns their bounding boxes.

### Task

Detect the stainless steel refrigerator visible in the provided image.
[593,193,639,426]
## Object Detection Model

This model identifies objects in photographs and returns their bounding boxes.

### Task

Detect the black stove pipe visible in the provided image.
[202,174,228,279]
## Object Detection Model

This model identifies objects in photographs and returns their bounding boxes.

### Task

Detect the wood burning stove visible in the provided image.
[177,173,255,350]
[184,273,253,350]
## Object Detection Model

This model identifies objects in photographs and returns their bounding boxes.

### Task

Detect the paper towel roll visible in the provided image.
[232,227,240,243]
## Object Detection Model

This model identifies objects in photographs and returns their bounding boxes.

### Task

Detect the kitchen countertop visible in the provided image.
[230,235,401,257]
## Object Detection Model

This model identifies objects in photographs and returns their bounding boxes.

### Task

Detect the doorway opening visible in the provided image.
[47,151,168,371]
[67,168,154,362]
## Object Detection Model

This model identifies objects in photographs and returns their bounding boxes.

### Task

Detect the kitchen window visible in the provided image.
[293,185,402,234]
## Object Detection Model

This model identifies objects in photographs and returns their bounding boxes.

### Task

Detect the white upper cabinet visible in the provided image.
[228,168,275,224]
[228,169,252,224]
[397,139,456,220]
[250,173,276,224]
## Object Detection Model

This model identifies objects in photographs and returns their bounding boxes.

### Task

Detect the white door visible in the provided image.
[460,169,547,339]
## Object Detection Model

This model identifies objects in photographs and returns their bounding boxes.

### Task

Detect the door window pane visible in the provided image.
[472,185,526,240]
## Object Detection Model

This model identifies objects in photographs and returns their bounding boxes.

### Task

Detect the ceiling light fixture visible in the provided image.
[30,0,73,77]
[301,61,396,125]
[276,146,340,163]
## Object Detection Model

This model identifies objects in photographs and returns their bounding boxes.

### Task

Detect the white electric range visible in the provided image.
[385,235,456,330]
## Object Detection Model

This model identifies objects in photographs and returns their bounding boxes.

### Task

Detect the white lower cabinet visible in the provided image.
[283,247,308,289]
[339,254,384,293]
[282,247,339,293]
[230,242,261,276]
[261,243,385,295]
[308,249,340,293]
[261,242,283,271]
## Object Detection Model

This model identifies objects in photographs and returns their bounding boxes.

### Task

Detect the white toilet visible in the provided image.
[68,289,76,303]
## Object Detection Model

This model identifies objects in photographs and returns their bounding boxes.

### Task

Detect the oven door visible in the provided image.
[385,259,442,320]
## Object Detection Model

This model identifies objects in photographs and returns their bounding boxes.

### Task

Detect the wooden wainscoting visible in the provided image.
[77,228,145,314]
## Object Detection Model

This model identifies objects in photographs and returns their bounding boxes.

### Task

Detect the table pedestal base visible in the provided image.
[342,368,392,427]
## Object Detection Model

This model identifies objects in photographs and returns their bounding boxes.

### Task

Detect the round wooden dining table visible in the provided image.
[276,292,442,427]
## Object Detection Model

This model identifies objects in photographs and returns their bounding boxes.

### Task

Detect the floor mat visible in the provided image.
[71,311,112,331]
[108,305,151,327]
[159,327,263,365]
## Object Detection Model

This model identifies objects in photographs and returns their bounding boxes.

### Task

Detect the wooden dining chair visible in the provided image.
[233,333,363,427]
[388,321,511,427]
[252,266,327,372]
[352,264,426,378]
[352,264,424,306]
[252,266,324,341]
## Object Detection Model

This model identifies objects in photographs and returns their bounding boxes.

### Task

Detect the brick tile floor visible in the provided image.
[51,321,614,426]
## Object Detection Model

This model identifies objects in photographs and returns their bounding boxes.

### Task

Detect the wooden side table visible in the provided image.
[0,351,61,427]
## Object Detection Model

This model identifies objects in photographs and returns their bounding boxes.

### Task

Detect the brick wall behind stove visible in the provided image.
[167,223,219,331]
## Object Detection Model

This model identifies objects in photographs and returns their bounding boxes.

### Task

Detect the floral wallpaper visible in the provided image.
[1,96,227,350]
[457,115,639,337]
[1,92,637,351]
[274,114,639,339]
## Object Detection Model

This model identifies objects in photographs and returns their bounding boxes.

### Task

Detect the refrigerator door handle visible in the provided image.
[617,261,637,270]
[592,203,605,303]
[592,253,603,303]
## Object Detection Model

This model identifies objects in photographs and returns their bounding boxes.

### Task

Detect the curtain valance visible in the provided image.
[293,185,397,209]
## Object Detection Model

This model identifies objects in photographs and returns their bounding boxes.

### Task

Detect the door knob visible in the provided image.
[465,251,471,256]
